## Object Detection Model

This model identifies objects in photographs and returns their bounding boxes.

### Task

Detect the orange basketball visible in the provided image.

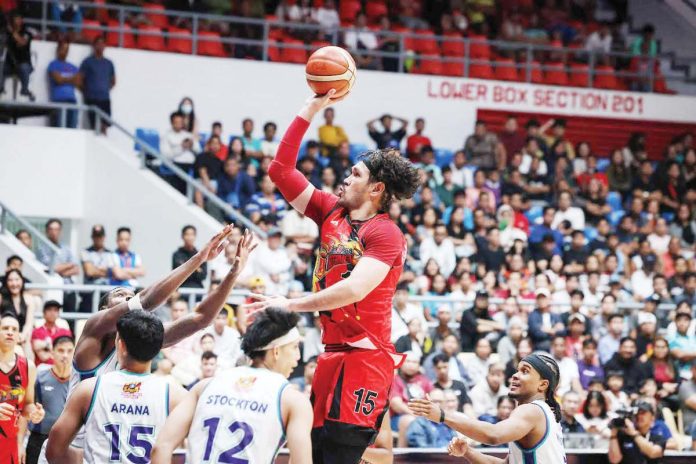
[305,46,356,98]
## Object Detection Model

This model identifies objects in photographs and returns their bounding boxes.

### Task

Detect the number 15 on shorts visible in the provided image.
[353,389,378,416]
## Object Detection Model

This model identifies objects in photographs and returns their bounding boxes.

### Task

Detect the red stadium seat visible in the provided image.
[106,20,135,48]
[136,26,166,52]
[267,40,281,62]
[414,55,443,75]
[198,31,226,57]
[469,62,493,79]
[280,39,308,64]
[365,1,388,23]
[311,41,333,52]
[494,58,518,81]
[442,60,464,77]
[339,0,361,22]
[569,63,589,87]
[544,61,568,86]
[143,3,169,29]
[413,29,439,54]
[167,27,192,54]
[593,64,619,89]
[93,0,109,23]
[524,61,544,83]
[468,34,490,59]
[441,32,465,57]
[81,19,103,43]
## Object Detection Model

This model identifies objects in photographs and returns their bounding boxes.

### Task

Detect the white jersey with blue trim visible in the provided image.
[508,400,567,464]
[83,369,169,464]
[187,366,288,464]
[67,348,118,449]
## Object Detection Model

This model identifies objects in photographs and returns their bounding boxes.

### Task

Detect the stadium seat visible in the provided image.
[584,227,598,242]
[607,191,622,212]
[144,3,169,29]
[414,55,442,75]
[593,65,619,90]
[469,62,493,80]
[198,133,208,151]
[267,40,281,62]
[81,20,103,43]
[365,1,388,23]
[529,61,544,84]
[413,29,439,54]
[435,148,454,168]
[494,59,518,81]
[569,63,590,87]
[198,31,226,57]
[167,27,192,54]
[94,0,109,23]
[442,60,464,77]
[310,41,333,52]
[608,210,625,227]
[279,39,308,64]
[339,0,361,22]
[468,35,490,59]
[525,205,543,224]
[350,143,370,162]
[661,212,675,222]
[136,26,166,52]
[596,158,610,172]
[441,32,465,57]
[106,20,136,48]
[544,62,568,86]
[134,128,160,154]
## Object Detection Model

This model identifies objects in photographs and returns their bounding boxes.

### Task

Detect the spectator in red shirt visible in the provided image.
[390,352,434,444]
[30,300,72,366]
[499,115,526,158]
[406,118,433,162]
[210,121,229,161]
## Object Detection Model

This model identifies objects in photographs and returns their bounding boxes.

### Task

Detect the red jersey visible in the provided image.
[304,189,406,349]
[0,354,29,441]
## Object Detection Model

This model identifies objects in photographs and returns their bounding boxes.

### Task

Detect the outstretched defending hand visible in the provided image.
[447,437,470,457]
[196,225,235,262]
[408,395,441,423]
[243,294,291,318]
[229,229,257,276]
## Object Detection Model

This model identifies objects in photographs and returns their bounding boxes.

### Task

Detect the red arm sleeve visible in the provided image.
[268,116,312,203]
[361,219,405,267]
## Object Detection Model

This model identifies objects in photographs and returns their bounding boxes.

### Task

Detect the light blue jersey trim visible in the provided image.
[74,348,115,379]
[84,376,102,423]
[513,402,550,452]
[277,381,289,437]
[165,383,170,416]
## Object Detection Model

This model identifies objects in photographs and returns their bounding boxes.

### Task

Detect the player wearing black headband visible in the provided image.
[409,352,567,463]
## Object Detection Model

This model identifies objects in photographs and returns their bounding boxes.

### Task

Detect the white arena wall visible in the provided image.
[24,40,696,150]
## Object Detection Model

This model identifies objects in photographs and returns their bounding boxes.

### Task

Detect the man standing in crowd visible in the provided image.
[80,224,111,312]
[37,218,80,312]
[108,226,145,287]
[26,336,74,464]
[47,39,79,128]
[367,113,408,149]
[79,36,115,133]
[172,225,207,289]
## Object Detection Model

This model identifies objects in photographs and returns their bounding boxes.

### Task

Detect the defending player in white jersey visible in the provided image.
[409,353,567,464]
[40,226,254,463]
[46,310,185,464]
[151,308,313,464]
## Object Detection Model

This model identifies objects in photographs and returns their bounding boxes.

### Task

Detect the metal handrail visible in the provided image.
[19,0,691,91]
[0,200,60,270]
[0,101,266,239]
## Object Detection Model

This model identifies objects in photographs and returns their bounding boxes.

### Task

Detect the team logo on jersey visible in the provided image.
[121,382,142,399]
[313,231,363,292]
[0,386,25,402]
[234,376,257,391]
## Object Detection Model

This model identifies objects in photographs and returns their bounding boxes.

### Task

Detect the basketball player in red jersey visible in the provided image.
[0,313,45,464]
[250,89,420,464]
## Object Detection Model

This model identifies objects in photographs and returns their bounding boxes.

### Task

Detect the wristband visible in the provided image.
[439,408,446,423]
[127,293,143,310]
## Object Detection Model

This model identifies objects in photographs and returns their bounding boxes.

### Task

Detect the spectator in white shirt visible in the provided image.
[467,338,494,388]
[161,111,200,192]
[419,224,456,278]
[313,0,340,38]
[449,150,471,188]
[252,227,292,296]
[631,253,657,301]
[281,209,319,245]
[392,282,427,343]
[343,12,378,69]
[552,191,585,231]
[260,121,279,158]
[469,363,509,418]
[171,332,216,386]
[210,229,254,287]
[550,336,583,396]
[585,23,612,55]
[204,307,241,369]
[647,218,671,254]
[161,299,196,365]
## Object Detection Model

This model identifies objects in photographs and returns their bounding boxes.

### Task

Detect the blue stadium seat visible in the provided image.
[228,134,241,145]
[608,210,625,226]
[607,191,622,212]
[350,143,370,163]
[661,212,675,222]
[596,158,610,172]
[525,205,544,224]
[199,132,209,151]
[134,128,160,153]
[435,148,454,168]
[584,227,598,242]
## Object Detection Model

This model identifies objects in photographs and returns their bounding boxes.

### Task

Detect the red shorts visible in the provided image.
[311,349,393,448]
[0,436,18,464]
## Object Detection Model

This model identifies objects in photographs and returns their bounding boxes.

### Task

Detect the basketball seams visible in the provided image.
[306,45,356,96]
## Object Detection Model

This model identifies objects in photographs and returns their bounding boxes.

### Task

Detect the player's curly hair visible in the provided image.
[241,308,300,360]
[361,149,421,212]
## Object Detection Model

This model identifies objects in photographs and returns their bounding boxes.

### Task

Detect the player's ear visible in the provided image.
[539,378,549,394]
[370,181,385,197]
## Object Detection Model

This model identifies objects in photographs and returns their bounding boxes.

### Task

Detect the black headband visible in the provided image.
[362,157,379,177]
[521,354,558,393]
